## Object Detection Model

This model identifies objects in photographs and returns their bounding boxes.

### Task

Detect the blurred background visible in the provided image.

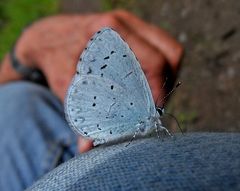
[0,0,239,132]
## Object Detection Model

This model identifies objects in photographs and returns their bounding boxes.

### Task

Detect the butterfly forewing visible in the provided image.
[65,28,156,145]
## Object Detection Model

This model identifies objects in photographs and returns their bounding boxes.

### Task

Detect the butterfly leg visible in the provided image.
[155,118,170,140]
[160,125,173,137]
[155,122,161,139]
[125,122,145,147]
[156,123,169,142]
[125,127,140,147]
[156,118,173,139]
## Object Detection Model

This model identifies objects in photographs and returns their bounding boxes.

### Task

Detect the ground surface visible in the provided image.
[60,0,240,133]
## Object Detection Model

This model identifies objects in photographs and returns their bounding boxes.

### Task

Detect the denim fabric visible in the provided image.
[28,133,240,191]
[0,82,77,191]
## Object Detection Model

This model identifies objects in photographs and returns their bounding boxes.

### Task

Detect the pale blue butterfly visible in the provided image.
[64,27,171,146]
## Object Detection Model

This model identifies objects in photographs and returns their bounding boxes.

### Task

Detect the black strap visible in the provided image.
[10,46,48,86]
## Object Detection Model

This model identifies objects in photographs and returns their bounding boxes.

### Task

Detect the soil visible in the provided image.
[60,0,240,133]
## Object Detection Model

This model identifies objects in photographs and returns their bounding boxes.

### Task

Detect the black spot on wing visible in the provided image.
[110,130,112,134]
[87,67,92,74]
[92,103,96,107]
[123,55,127,57]
[111,51,115,54]
[104,56,109,60]
[110,85,114,90]
[100,64,107,69]
[94,96,96,99]
[82,81,87,84]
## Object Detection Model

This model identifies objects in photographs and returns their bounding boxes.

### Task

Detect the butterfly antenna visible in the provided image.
[158,81,181,105]
[155,77,168,106]
[162,77,168,89]
[165,112,183,134]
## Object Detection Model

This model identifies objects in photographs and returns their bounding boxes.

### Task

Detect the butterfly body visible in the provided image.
[65,28,168,146]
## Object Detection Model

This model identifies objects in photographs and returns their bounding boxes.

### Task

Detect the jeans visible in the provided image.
[0,82,77,191]
[0,82,239,191]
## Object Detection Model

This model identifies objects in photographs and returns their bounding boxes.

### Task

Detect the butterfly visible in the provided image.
[64,27,171,146]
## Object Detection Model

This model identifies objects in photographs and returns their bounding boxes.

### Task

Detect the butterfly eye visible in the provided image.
[157,107,164,116]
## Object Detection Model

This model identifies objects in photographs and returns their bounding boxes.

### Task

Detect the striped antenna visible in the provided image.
[157,81,181,106]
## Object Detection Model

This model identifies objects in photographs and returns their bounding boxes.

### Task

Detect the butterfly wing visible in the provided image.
[65,28,157,145]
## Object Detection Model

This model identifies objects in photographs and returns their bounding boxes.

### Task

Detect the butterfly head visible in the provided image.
[156,106,165,117]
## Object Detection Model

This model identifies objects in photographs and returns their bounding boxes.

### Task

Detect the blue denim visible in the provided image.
[28,133,240,191]
[0,82,240,191]
[0,82,77,191]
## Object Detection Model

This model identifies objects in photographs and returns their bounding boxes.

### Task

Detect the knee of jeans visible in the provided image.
[0,82,49,105]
